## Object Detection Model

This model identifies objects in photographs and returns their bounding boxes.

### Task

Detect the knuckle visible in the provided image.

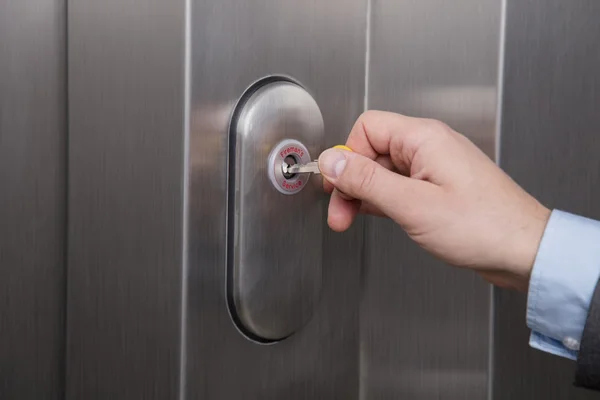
[355,111,373,132]
[357,110,385,130]
[359,110,377,121]
[421,118,451,136]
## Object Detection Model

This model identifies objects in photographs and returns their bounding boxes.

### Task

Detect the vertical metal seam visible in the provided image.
[179,0,192,397]
[359,1,372,399]
[363,0,372,112]
[495,0,507,167]
[62,0,70,397]
[488,1,508,399]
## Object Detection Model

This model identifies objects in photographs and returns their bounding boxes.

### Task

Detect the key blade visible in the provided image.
[286,161,320,174]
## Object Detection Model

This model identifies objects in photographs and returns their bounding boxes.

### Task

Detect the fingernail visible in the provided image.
[319,149,347,179]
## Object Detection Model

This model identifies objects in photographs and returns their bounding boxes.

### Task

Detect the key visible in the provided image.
[284,145,353,175]
[285,160,320,174]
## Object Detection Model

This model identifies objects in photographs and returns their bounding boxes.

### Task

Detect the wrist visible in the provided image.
[510,202,551,290]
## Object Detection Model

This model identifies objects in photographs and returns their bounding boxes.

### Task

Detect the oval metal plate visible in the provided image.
[227,76,324,342]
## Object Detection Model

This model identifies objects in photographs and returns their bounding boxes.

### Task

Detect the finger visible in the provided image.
[323,177,334,194]
[327,194,386,231]
[374,154,407,176]
[346,110,441,174]
[336,188,354,201]
[323,155,400,197]
[319,148,439,225]
[346,111,421,157]
[327,188,361,232]
[323,146,404,211]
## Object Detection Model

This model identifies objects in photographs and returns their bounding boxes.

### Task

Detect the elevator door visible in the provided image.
[5,1,600,399]
[66,0,365,399]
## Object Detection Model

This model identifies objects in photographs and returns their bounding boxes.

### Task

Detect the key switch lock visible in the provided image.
[227,75,324,343]
[268,139,312,194]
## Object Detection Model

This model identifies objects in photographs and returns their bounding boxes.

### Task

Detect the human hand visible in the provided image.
[319,110,550,291]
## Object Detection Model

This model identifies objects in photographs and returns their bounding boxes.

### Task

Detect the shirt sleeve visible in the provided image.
[527,210,600,360]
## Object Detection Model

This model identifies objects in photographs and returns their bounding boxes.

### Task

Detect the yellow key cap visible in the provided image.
[333,145,353,152]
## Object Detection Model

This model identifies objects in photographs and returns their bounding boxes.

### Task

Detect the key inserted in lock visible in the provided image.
[282,155,297,179]
[284,160,320,175]
[284,145,352,175]
[267,139,313,195]
[227,75,324,343]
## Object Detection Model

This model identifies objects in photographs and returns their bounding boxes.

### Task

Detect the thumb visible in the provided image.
[318,148,431,221]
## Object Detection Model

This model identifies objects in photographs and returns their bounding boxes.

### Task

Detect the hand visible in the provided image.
[319,110,550,291]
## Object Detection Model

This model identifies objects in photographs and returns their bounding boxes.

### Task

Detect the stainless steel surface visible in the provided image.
[229,78,324,341]
[0,1,67,398]
[494,1,600,399]
[5,0,600,398]
[184,0,366,397]
[66,1,186,398]
[5,1,599,398]
[363,1,502,398]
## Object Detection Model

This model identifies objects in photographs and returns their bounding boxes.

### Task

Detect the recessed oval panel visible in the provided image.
[227,76,324,342]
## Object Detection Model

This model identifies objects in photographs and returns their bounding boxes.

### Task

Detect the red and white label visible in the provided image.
[279,145,305,159]
[282,179,303,191]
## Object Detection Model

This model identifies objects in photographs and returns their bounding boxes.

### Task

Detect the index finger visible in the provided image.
[346,110,428,161]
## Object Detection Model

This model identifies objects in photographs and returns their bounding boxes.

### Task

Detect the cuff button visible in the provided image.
[563,337,580,351]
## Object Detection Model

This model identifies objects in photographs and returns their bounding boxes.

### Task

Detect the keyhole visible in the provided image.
[282,155,298,179]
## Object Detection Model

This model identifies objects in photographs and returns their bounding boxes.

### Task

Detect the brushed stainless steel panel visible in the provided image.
[364,1,502,398]
[229,78,324,342]
[0,1,67,398]
[66,1,186,398]
[184,0,366,398]
[494,1,600,398]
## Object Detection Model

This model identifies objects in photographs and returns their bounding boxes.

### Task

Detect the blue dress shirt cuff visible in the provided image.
[527,209,600,359]
[529,331,578,360]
